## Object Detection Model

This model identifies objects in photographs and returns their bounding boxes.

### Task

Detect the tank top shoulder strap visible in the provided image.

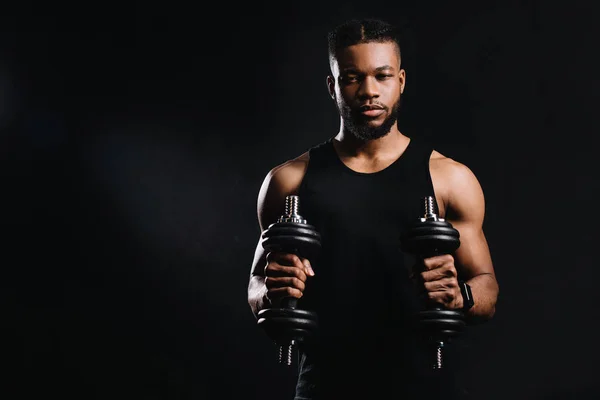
[297,137,335,196]
[305,137,336,169]
[399,135,435,169]
[395,135,438,208]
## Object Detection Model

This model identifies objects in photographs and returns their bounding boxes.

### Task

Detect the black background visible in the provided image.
[2,1,599,399]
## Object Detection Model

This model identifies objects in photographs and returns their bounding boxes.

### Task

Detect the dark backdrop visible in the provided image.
[2,1,598,399]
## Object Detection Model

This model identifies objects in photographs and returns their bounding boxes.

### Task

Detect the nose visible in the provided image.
[357,76,379,99]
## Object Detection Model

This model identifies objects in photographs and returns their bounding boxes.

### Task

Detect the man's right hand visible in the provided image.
[264,252,315,306]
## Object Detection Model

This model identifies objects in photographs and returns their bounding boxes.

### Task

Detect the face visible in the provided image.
[328,41,405,141]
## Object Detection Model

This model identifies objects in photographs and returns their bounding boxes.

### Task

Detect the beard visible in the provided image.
[340,96,401,141]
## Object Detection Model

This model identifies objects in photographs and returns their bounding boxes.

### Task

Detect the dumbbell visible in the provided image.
[257,195,322,366]
[400,196,466,370]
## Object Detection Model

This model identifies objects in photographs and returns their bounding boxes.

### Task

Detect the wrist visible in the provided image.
[458,280,474,312]
[262,287,273,308]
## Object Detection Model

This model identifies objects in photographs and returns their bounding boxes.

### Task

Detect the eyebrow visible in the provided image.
[342,65,395,73]
[375,65,395,72]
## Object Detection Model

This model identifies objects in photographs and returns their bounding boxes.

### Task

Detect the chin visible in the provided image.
[366,119,385,127]
[359,120,387,131]
[355,116,384,125]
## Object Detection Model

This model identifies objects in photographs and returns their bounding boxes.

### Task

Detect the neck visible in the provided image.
[334,123,409,159]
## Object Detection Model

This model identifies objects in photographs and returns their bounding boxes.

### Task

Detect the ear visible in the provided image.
[399,69,406,94]
[326,75,336,100]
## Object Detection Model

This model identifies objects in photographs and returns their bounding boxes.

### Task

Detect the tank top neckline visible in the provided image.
[325,136,415,177]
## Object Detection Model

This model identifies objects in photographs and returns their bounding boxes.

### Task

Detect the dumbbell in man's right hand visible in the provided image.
[264,252,315,306]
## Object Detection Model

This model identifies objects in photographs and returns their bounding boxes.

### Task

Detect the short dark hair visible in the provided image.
[327,18,401,65]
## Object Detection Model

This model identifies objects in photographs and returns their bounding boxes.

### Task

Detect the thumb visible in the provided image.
[302,258,315,276]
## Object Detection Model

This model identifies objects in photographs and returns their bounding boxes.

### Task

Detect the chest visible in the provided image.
[299,170,431,243]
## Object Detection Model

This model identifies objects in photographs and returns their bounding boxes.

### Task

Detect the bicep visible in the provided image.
[251,158,307,277]
[257,169,285,231]
[250,239,267,277]
[445,165,495,279]
[251,172,282,278]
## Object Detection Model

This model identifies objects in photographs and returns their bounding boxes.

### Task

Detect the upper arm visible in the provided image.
[249,154,309,277]
[433,159,495,280]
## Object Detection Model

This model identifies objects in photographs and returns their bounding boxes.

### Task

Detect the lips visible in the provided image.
[358,105,385,117]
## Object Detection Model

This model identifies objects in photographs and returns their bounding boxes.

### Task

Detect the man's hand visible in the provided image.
[264,252,315,306]
[415,254,463,310]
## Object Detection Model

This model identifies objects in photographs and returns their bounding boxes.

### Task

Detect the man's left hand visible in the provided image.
[415,254,463,309]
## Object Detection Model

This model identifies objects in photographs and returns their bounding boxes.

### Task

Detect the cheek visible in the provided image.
[385,85,401,98]
[336,89,352,108]
[387,88,402,107]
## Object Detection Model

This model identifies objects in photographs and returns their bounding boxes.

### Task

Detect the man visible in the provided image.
[248,18,498,400]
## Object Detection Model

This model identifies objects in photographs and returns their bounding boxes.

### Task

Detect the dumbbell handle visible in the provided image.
[280,296,298,309]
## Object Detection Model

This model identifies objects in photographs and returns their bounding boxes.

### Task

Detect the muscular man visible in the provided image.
[248,18,498,400]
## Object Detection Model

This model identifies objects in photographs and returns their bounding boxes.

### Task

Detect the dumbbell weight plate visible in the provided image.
[257,308,318,342]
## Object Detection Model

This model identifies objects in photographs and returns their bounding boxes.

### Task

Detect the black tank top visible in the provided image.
[293,136,457,400]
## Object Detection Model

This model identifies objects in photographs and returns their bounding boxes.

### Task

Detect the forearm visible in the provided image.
[465,273,498,322]
[248,275,271,318]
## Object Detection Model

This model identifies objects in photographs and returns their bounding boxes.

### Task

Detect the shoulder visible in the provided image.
[263,151,310,193]
[429,150,484,217]
[257,151,310,229]
[429,150,476,184]
[261,135,334,192]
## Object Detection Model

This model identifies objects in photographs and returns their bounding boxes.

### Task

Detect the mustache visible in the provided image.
[357,103,388,111]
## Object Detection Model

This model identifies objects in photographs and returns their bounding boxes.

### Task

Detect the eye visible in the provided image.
[342,75,359,83]
[377,74,394,80]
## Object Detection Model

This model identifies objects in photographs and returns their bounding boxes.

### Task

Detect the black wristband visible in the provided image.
[459,280,474,312]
